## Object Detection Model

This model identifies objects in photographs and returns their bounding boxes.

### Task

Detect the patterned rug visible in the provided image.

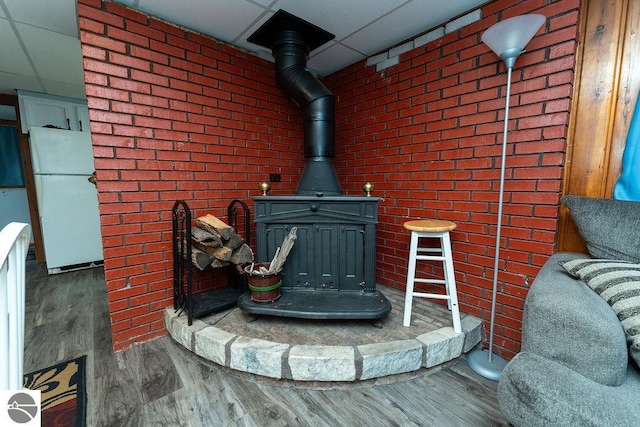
[23,356,87,427]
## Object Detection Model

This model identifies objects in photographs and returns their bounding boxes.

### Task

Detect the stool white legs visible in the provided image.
[403,230,462,333]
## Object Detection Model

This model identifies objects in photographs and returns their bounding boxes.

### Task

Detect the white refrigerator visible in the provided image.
[29,126,103,273]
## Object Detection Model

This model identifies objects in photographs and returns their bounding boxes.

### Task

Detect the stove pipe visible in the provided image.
[272,30,341,196]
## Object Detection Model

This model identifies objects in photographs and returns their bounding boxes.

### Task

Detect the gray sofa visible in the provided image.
[498,196,640,426]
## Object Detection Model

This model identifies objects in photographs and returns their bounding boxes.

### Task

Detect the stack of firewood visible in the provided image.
[187,214,254,271]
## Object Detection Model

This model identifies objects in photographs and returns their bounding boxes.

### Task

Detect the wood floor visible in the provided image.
[23,261,509,426]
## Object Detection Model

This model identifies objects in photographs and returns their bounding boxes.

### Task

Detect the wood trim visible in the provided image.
[558,0,636,252]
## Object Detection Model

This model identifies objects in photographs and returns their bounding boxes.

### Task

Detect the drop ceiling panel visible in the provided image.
[41,79,86,100]
[16,23,85,85]
[0,18,36,76]
[344,0,486,55]
[270,0,406,42]
[0,71,43,94]
[308,43,366,76]
[3,0,78,36]
[135,0,267,44]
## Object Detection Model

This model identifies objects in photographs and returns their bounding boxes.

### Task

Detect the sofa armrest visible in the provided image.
[522,252,628,386]
[498,352,640,427]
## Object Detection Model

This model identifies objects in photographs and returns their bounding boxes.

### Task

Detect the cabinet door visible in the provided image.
[339,225,365,291]
[21,97,71,132]
[19,94,89,133]
[75,105,90,132]
[315,224,339,290]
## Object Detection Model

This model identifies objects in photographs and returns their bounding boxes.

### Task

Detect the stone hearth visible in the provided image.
[165,285,482,383]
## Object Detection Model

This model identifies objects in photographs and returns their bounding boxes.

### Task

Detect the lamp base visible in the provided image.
[466,347,509,381]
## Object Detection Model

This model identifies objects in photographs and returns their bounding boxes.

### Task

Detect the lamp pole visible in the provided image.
[489,63,512,364]
[467,14,545,381]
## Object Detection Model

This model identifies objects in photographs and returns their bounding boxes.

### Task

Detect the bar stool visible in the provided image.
[403,219,461,333]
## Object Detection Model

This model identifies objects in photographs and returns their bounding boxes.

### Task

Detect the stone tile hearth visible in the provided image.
[165,285,482,384]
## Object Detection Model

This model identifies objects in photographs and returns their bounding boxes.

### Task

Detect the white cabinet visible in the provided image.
[18,91,90,133]
[74,105,90,132]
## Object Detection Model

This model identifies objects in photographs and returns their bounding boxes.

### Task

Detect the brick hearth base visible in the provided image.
[165,285,482,383]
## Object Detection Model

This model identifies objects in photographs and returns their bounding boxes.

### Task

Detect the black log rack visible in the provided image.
[172,199,250,325]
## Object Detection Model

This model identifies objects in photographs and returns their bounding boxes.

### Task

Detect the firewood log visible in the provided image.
[210,258,230,269]
[192,241,232,261]
[229,243,254,265]
[191,227,222,248]
[178,240,214,270]
[269,227,297,273]
[196,214,233,240]
[224,232,245,250]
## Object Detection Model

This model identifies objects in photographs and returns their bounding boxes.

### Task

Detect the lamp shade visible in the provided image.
[482,14,545,67]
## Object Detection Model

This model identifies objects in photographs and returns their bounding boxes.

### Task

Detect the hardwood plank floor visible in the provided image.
[23,261,509,426]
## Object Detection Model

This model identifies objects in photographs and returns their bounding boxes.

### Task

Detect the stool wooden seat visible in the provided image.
[403,219,461,333]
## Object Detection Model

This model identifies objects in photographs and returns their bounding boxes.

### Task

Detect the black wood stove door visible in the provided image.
[255,196,377,293]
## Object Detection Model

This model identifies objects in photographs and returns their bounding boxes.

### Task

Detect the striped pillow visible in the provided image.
[560,258,640,368]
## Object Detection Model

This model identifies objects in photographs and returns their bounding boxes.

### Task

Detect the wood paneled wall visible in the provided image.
[559,0,640,252]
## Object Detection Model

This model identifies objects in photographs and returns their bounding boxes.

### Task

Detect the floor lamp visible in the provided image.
[467,14,545,381]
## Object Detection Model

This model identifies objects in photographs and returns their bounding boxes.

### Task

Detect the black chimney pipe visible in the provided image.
[248,11,341,196]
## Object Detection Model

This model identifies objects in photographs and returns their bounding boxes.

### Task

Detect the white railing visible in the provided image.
[0,222,31,390]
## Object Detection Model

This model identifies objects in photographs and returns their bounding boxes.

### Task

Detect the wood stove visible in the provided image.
[238,11,391,320]
[237,195,390,319]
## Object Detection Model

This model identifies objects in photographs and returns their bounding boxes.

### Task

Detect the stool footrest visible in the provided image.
[411,292,451,300]
[415,255,446,261]
[417,248,442,253]
[413,278,446,285]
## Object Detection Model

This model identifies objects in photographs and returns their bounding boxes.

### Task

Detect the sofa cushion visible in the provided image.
[561,258,640,368]
[561,196,640,262]
[498,352,640,427]
[523,253,628,386]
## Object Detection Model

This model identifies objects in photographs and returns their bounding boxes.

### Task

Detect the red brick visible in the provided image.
[90,110,133,125]
[78,17,104,36]
[80,31,127,53]
[105,2,147,24]
[85,85,130,102]
[81,44,106,61]
[84,73,108,89]
[131,69,169,87]
[83,58,128,78]
[78,4,124,29]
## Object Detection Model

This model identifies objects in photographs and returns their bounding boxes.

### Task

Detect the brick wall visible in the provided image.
[78,0,303,350]
[328,0,579,357]
[78,0,580,358]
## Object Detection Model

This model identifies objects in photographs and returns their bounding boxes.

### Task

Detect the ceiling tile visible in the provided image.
[270,0,406,41]
[0,71,43,94]
[41,80,87,100]
[250,0,274,6]
[3,0,78,37]
[343,0,485,55]
[16,22,84,85]
[134,0,268,44]
[0,18,36,76]
[308,43,366,77]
